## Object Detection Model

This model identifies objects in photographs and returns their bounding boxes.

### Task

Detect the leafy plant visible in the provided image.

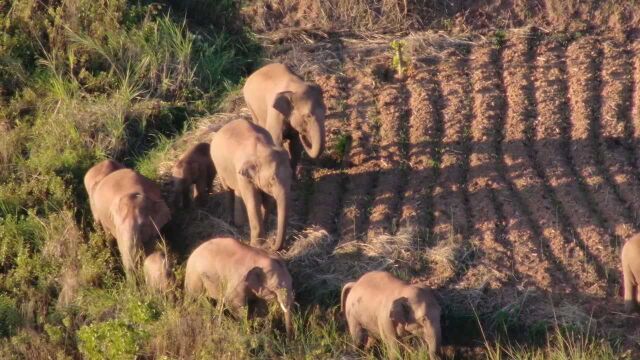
[391,40,407,77]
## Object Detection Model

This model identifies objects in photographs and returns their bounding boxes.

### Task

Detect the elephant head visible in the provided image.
[143,251,174,292]
[273,85,326,159]
[111,192,171,275]
[389,290,442,360]
[238,149,292,250]
[244,262,294,337]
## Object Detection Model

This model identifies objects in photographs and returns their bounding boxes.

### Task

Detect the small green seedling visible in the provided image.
[391,40,406,77]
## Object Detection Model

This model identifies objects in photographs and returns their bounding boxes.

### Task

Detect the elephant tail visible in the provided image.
[340,282,356,315]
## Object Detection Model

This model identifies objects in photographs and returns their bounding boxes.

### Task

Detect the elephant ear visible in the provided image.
[389,297,411,325]
[238,158,259,181]
[110,193,141,226]
[245,266,266,294]
[273,91,294,117]
[149,198,171,233]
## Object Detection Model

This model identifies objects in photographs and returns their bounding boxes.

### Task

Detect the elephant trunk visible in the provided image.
[302,119,324,159]
[116,220,142,278]
[423,318,442,360]
[276,288,294,338]
[273,189,288,251]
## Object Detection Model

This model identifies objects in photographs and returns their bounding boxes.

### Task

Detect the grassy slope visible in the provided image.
[0,1,633,359]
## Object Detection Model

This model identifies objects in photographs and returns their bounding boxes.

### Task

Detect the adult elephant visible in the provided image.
[211,119,291,251]
[243,63,326,173]
[88,167,171,277]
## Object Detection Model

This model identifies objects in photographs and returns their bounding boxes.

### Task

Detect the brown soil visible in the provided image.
[427,47,473,285]
[532,39,608,295]
[306,73,349,233]
[367,76,409,238]
[501,33,564,292]
[565,37,633,267]
[599,39,640,225]
[399,61,442,233]
[336,65,379,243]
[460,44,513,289]
[243,0,640,36]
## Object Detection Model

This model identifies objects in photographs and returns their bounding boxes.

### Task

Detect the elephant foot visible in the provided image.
[250,238,267,249]
[624,300,637,314]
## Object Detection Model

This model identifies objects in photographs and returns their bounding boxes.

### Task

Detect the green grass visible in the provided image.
[0,1,634,358]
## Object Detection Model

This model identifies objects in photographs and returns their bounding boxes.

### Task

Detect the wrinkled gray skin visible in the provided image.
[171,142,215,209]
[622,234,640,313]
[143,251,174,293]
[210,119,292,251]
[341,271,442,359]
[89,168,171,278]
[84,159,125,225]
[184,237,294,337]
[243,63,326,174]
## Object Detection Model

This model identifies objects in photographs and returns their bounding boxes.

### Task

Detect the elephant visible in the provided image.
[170,142,215,209]
[622,233,640,313]
[89,168,171,277]
[210,119,292,251]
[84,159,125,224]
[143,251,174,293]
[184,237,294,337]
[243,63,326,174]
[341,271,442,359]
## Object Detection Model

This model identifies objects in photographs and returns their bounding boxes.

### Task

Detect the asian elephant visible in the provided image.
[210,119,292,251]
[143,251,174,293]
[89,168,171,277]
[184,237,294,337]
[243,63,326,173]
[622,233,640,313]
[341,271,442,359]
[171,142,215,209]
[84,159,125,224]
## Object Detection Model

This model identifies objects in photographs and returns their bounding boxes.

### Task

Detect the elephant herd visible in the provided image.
[81,60,640,359]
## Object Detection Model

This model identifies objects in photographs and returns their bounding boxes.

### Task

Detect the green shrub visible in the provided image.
[77,320,147,360]
[0,295,21,337]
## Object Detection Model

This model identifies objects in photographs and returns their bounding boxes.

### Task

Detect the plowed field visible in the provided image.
[163,29,640,354]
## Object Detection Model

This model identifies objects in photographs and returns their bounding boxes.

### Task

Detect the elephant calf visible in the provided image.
[622,234,640,312]
[87,165,171,284]
[243,63,326,174]
[341,271,442,359]
[143,251,173,293]
[171,142,215,209]
[211,119,292,250]
[184,237,294,336]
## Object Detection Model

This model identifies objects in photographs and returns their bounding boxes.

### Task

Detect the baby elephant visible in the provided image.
[341,271,442,359]
[622,233,640,312]
[211,119,292,250]
[184,237,294,336]
[171,142,215,209]
[143,251,174,293]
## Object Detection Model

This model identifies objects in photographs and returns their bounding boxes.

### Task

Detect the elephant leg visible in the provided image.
[206,166,215,194]
[195,177,208,205]
[380,320,402,359]
[240,185,265,246]
[233,190,246,226]
[224,190,234,223]
[288,136,304,179]
[348,320,367,349]
[623,265,637,313]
